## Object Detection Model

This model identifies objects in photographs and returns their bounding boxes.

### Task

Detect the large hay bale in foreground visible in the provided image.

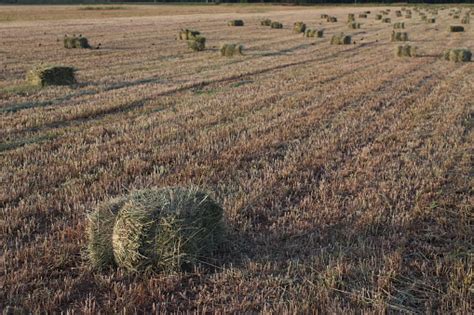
[393,22,405,29]
[188,36,206,52]
[331,33,351,45]
[220,43,243,57]
[26,65,76,87]
[228,20,244,26]
[271,21,283,29]
[391,31,409,42]
[443,48,472,62]
[261,19,272,26]
[395,45,417,57]
[93,187,225,273]
[293,22,306,33]
[449,25,464,32]
[64,35,90,49]
[178,29,200,40]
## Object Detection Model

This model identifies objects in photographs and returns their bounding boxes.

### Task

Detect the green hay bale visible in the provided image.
[327,16,338,23]
[391,31,409,42]
[220,43,243,57]
[393,22,405,29]
[270,21,283,29]
[63,35,90,49]
[261,19,272,26]
[443,48,472,62]
[293,22,306,33]
[111,187,224,273]
[321,14,328,19]
[449,25,464,32]
[359,14,368,18]
[228,20,244,26]
[347,13,355,23]
[188,36,206,52]
[375,14,383,20]
[382,18,392,23]
[87,197,127,269]
[178,29,200,40]
[395,45,417,57]
[26,65,76,87]
[348,22,361,29]
[331,33,351,45]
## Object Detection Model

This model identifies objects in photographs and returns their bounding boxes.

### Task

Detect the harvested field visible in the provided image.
[1,4,473,314]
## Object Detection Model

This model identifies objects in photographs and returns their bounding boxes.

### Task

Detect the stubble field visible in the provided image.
[1,4,473,313]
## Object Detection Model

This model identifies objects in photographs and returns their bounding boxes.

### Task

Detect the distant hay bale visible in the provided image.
[304,29,323,38]
[261,19,272,26]
[293,22,306,33]
[347,13,355,22]
[375,14,383,20]
[359,14,368,18]
[382,17,392,23]
[395,11,402,17]
[405,14,412,19]
[178,29,200,40]
[365,11,371,14]
[393,22,405,29]
[426,18,436,23]
[461,16,470,24]
[331,33,351,45]
[63,35,90,49]
[228,20,244,26]
[395,45,417,57]
[453,15,460,19]
[449,25,464,32]
[87,197,127,269]
[220,43,243,57]
[443,48,472,62]
[348,22,361,29]
[327,16,338,23]
[188,36,206,52]
[26,65,76,87]
[391,31,409,42]
[382,11,389,15]
[271,21,283,29]
[110,187,224,273]
[321,14,328,19]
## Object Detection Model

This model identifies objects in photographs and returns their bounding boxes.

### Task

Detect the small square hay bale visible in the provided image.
[228,20,244,26]
[391,31,409,42]
[348,22,361,29]
[321,14,328,19]
[261,19,272,26]
[293,22,306,33]
[26,65,76,86]
[271,21,283,29]
[220,43,243,57]
[188,36,206,52]
[331,33,351,45]
[348,13,355,22]
[449,25,464,32]
[178,29,200,40]
[359,14,368,18]
[393,22,405,29]
[395,45,417,57]
[375,14,383,20]
[63,35,90,49]
[327,16,338,22]
[382,18,391,23]
[443,48,472,62]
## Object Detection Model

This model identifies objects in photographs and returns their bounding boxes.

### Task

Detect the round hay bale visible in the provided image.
[449,25,464,32]
[228,20,244,26]
[87,197,127,269]
[331,33,351,45]
[321,14,328,19]
[327,16,337,23]
[111,187,224,273]
[304,29,316,37]
[444,48,472,62]
[382,17,392,23]
[393,22,405,29]
[261,19,272,26]
[348,22,361,29]
[395,45,417,58]
[347,13,355,23]
[220,43,243,57]
[375,14,383,20]
[26,65,76,87]
[391,31,409,42]
[293,22,306,33]
[188,36,206,52]
[461,16,470,24]
[271,21,283,29]
[405,14,412,19]
[178,29,200,40]
[359,14,368,18]
[426,18,436,23]
[395,11,402,17]
[63,35,90,49]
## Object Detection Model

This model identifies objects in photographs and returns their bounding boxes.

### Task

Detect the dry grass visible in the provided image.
[1,4,473,314]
